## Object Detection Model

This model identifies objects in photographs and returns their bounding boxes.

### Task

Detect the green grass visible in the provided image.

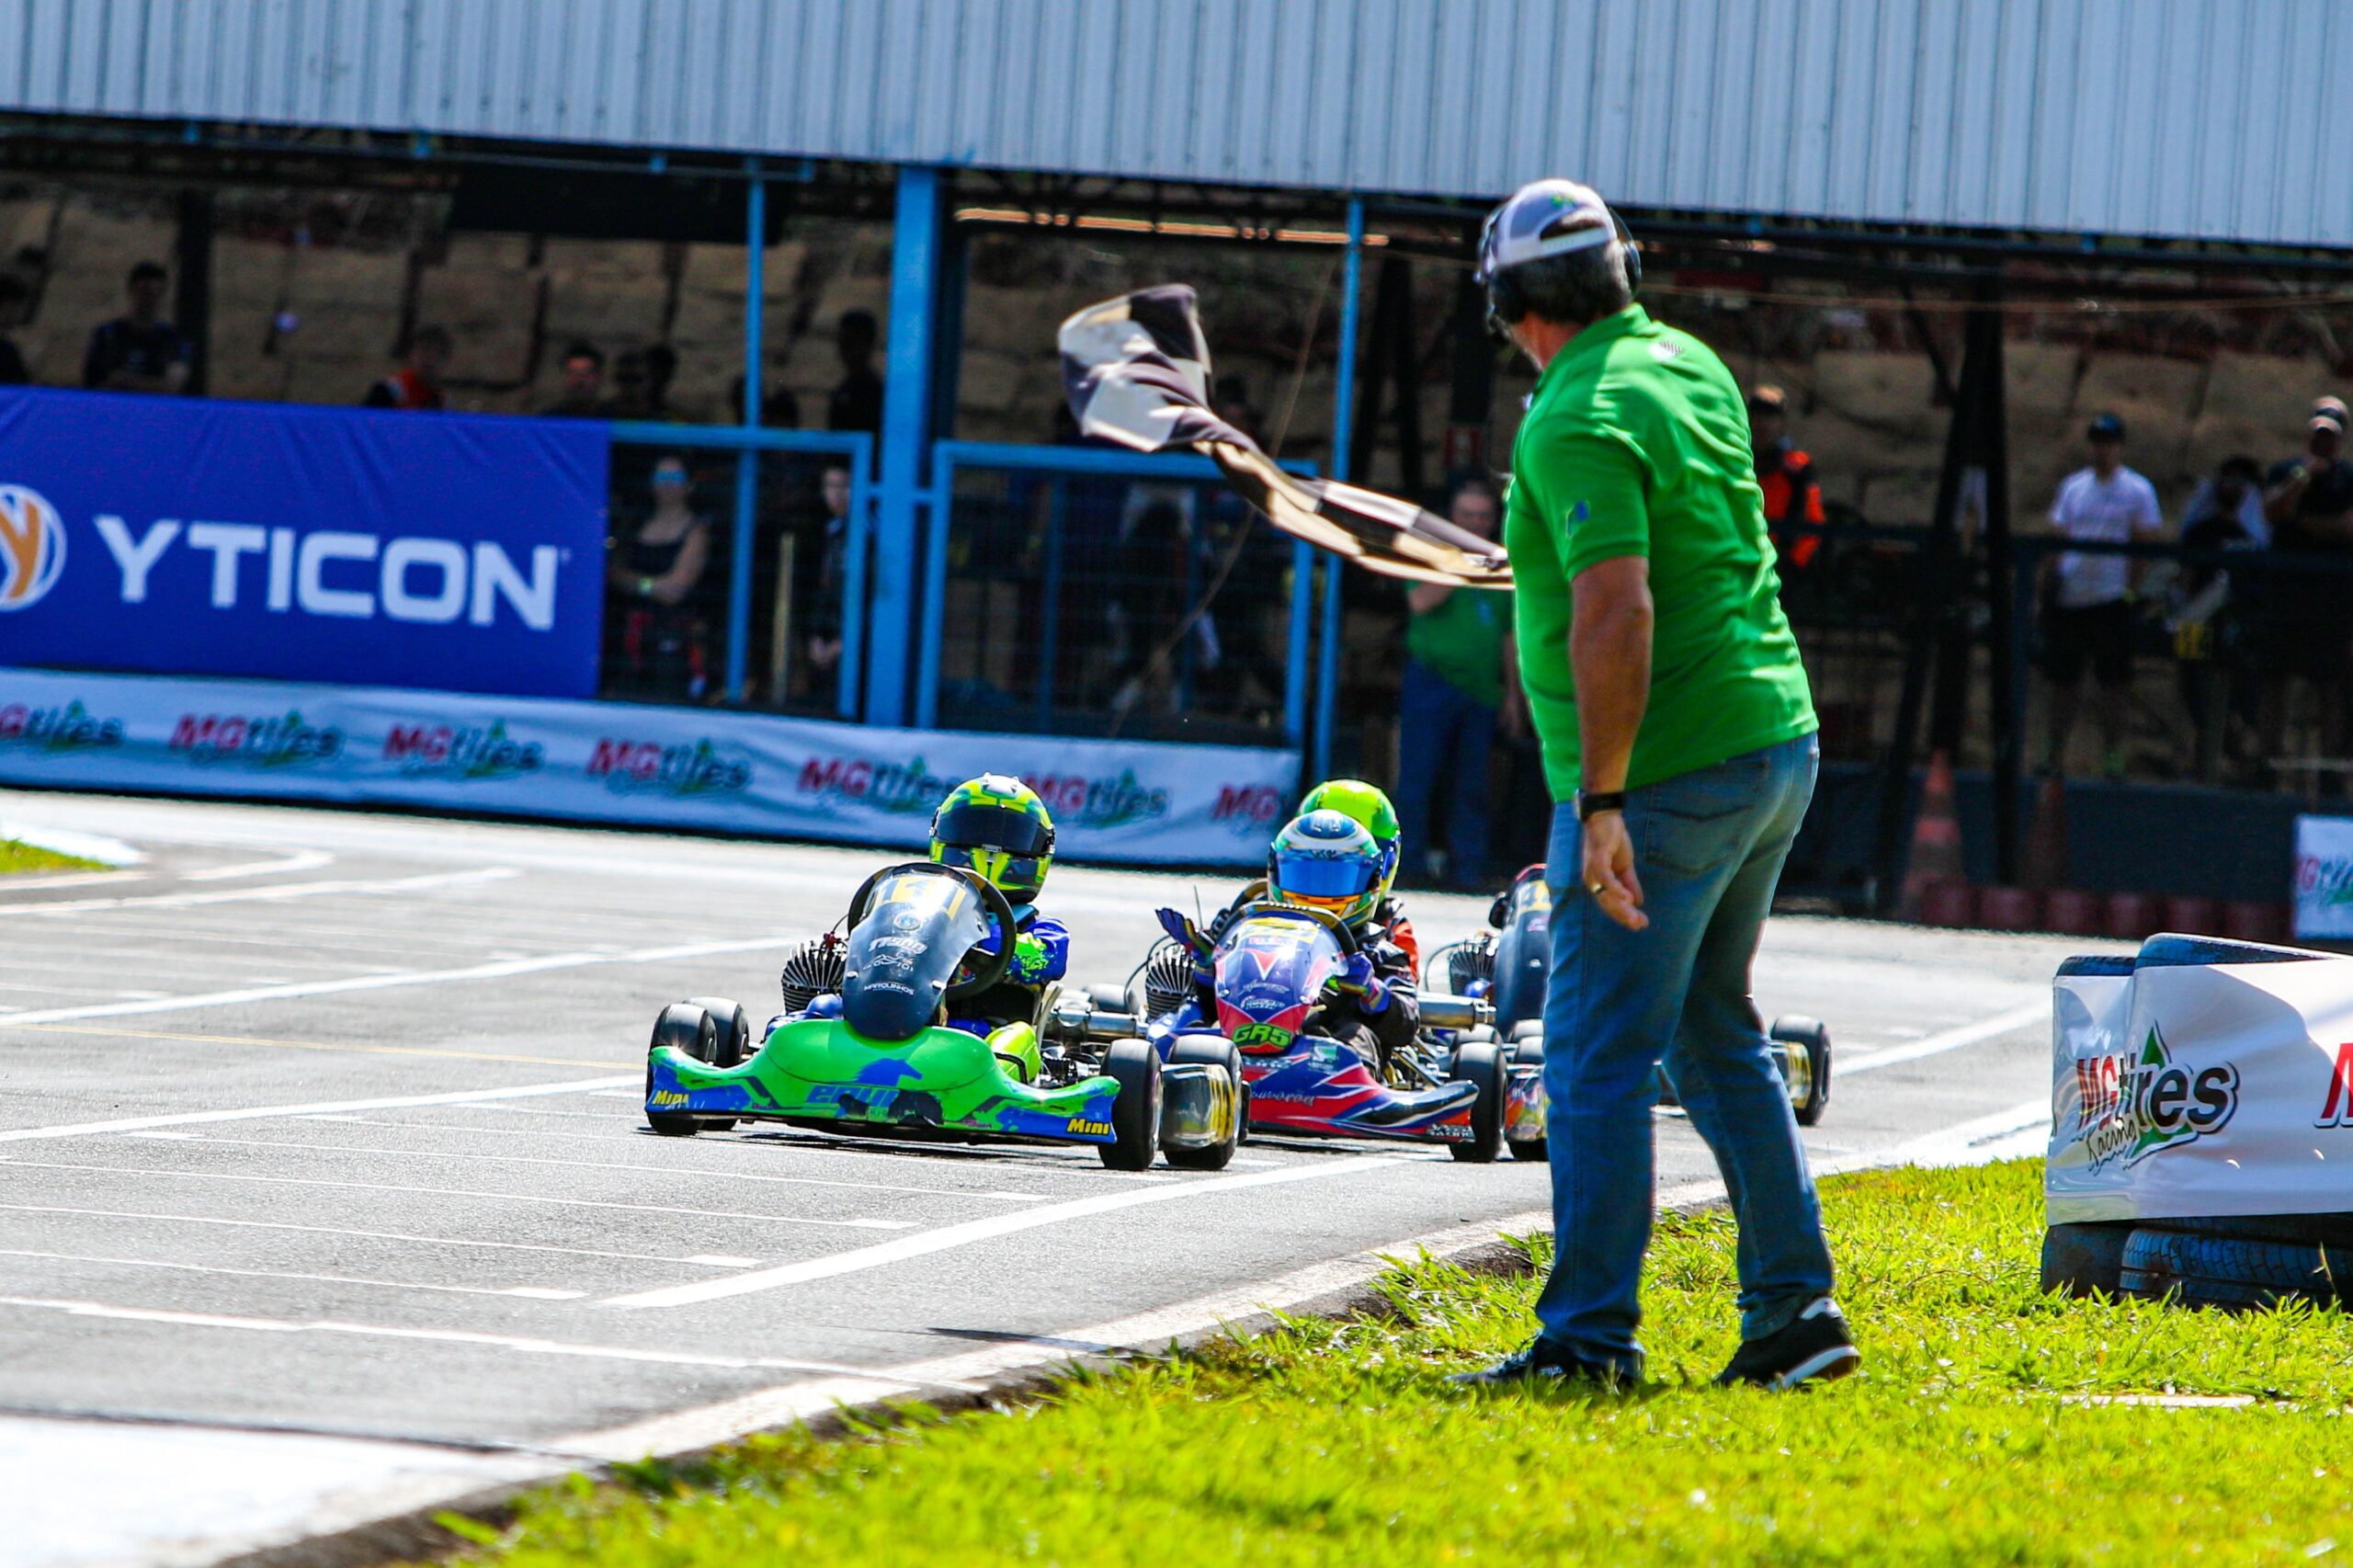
[441,1162,2353,1566]
[0,836,99,875]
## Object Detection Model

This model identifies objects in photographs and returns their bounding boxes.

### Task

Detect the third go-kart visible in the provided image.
[641,860,1243,1171]
[1127,900,1512,1162]
[1435,866,1835,1143]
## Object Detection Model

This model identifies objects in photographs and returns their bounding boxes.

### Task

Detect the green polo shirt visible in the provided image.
[1504,304,1814,801]
[1405,585,1512,709]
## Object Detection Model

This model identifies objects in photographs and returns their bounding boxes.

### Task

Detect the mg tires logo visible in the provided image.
[0,484,65,611]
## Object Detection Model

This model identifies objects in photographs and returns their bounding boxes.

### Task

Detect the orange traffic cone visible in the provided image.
[1902,749,1965,922]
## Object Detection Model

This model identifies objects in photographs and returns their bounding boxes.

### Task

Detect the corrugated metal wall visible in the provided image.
[1,0,2346,247]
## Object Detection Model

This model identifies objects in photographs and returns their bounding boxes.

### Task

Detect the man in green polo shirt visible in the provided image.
[1450,179,1854,1394]
[1395,474,1517,889]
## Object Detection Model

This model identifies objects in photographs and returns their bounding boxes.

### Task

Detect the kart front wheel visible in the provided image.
[1506,1031,1548,1163]
[1771,1016,1832,1127]
[1163,1035,1244,1172]
[1099,1038,1163,1172]
[647,1001,718,1137]
[683,995,750,1131]
[1448,1040,1506,1164]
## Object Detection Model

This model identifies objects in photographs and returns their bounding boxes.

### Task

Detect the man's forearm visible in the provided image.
[1570,597,1652,793]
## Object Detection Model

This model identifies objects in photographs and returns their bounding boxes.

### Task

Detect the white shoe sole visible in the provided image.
[1769,1344,1861,1390]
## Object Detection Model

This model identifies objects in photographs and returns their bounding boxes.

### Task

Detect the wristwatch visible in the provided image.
[1577,790,1627,821]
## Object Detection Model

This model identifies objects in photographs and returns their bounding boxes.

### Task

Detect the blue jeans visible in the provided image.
[1393,658,1496,888]
[1534,733,1831,1375]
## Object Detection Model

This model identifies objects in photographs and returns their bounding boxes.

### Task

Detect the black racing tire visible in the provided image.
[682,995,749,1131]
[1771,1015,1832,1127]
[2119,1226,2353,1311]
[2155,1213,2353,1248]
[646,1001,716,1137]
[1506,1031,1548,1163]
[1164,1035,1244,1172]
[1098,1038,1163,1172]
[1447,1040,1506,1164]
[2040,1221,2132,1298]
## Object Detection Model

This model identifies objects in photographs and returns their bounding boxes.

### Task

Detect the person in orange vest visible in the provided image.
[1749,385,1826,574]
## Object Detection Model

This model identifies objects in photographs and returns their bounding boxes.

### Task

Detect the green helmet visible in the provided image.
[1268,809,1386,928]
[1299,778,1400,906]
[930,774,1056,902]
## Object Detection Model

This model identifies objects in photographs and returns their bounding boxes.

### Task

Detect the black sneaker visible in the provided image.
[1449,1337,1637,1391]
[1714,1297,1860,1389]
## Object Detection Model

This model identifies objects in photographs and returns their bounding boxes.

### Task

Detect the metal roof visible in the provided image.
[1,0,2343,248]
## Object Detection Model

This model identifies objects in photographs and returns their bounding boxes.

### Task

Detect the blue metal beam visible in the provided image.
[1313,198,1365,782]
[723,165,766,704]
[865,165,943,727]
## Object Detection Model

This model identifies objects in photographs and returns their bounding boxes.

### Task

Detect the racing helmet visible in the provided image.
[1267,809,1386,928]
[1475,177,1640,335]
[930,774,1056,902]
[1298,778,1401,908]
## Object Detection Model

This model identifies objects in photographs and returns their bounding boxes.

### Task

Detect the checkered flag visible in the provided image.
[1060,287,1511,589]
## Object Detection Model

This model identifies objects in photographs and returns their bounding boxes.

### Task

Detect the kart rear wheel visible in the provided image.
[1770,1016,1832,1127]
[684,995,750,1131]
[1164,1036,1244,1172]
[1099,1038,1163,1172]
[1506,1031,1548,1163]
[1447,1040,1506,1164]
[647,1001,717,1137]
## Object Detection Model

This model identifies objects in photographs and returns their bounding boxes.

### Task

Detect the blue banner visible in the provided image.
[0,388,608,697]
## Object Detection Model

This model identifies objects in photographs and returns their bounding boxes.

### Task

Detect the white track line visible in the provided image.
[179,848,335,881]
[0,1074,636,1143]
[1840,1000,2046,1074]
[0,869,145,892]
[0,1296,980,1386]
[604,1152,1438,1310]
[0,1247,585,1301]
[150,1132,1052,1204]
[0,1201,766,1269]
[0,1159,913,1232]
[0,866,514,918]
[0,932,801,1030]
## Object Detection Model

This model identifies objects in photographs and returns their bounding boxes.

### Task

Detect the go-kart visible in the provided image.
[642,860,1243,1171]
[1434,865,1834,1143]
[1126,900,1511,1162]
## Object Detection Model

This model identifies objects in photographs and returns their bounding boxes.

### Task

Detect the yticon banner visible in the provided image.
[0,667,1297,865]
[0,388,607,697]
[2047,949,2353,1224]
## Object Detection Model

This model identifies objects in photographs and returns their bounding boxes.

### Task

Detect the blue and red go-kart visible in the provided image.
[1124,900,1511,1161]
[1432,866,1834,1153]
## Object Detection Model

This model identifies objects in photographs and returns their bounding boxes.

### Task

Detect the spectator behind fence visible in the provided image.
[730,373,802,430]
[543,341,606,418]
[1749,385,1826,578]
[361,324,450,411]
[2257,397,2353,767]
[607,454,714,702]
[2161,455,2266,777]
[826,310,884,437]
[794,460,855,701]
[2039,413,2161,780]
[83,260,189,393]
[1394,474,1517,890]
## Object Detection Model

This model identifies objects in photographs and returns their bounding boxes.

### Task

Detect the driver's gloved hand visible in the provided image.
[1155,906,1206,954]
[1326,950,1388,1014]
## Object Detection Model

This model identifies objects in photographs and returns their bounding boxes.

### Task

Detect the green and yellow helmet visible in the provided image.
[929,774,1056,902]
[1299,778,1400,906]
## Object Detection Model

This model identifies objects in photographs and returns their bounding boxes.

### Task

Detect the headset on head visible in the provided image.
[1482,207,1642,339]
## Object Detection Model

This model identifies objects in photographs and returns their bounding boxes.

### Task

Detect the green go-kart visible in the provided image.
[642,860,1244,1171]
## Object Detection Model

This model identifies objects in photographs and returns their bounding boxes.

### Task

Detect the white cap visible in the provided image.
[1476,178,1617,282]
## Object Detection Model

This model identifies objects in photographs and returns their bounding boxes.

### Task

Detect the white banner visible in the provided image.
[2295,813,2353,939]
[0,667,1298,866]
[2047,949,2353,1224]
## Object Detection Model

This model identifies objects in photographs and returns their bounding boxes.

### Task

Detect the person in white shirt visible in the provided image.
[2040,413,2163,778]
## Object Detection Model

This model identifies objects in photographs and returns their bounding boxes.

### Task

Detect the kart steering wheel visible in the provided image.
[1234,899,1362,957]
[844,860,1021,1002]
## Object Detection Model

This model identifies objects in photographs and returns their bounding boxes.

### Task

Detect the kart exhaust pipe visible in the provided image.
[1416,994,1494,1032]
[1047,995,1141,1043]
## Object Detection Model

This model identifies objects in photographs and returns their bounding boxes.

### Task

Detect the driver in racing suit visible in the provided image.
[775,775,1068,1077]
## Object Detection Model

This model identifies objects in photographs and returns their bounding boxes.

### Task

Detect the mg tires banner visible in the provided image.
[0,667,1296,865]
[2295,813,2353,940]
[0,388,607,697]
[2047,949,2353,1223]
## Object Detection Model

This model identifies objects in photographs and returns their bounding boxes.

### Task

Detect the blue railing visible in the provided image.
[919,440,1329,748]
[608,421,872,718]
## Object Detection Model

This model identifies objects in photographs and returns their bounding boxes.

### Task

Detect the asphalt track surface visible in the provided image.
[0,792,2103,1567]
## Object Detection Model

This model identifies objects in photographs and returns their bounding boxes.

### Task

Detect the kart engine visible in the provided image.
[1446,936,1494,996]
[1142,940,1198,1022]
[779,937,847,1014]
